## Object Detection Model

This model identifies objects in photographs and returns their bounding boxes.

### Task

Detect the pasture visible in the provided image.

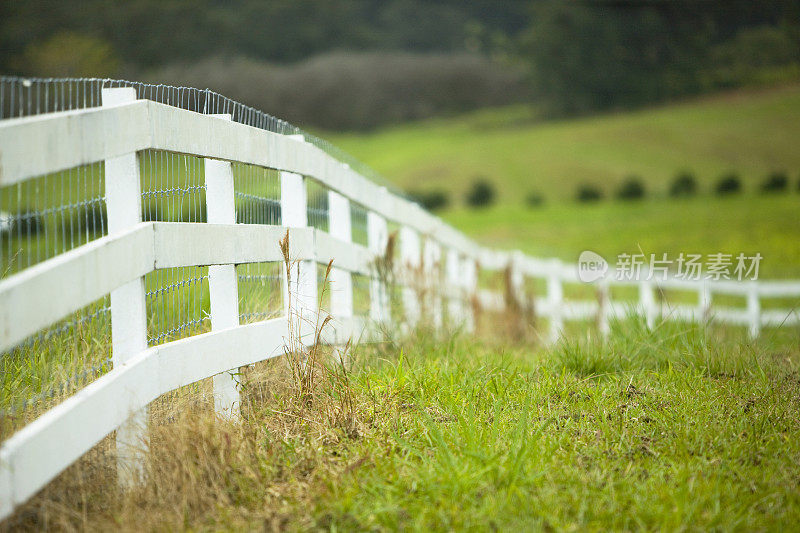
[446,195,800,279]
[9,321,800,530]
[332,84,800,280]
[2,79,800,531]
[332,83,800,203]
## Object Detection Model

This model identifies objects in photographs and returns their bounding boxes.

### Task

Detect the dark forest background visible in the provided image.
[2,0,800,130]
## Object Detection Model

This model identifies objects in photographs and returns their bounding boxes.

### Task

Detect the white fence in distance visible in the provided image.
[0,86,799,520]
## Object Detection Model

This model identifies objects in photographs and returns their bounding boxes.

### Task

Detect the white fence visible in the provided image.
[0,82,799,520]
[477,252,800,342]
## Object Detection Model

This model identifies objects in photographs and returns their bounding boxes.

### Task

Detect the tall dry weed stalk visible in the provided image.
[278,230,358,435]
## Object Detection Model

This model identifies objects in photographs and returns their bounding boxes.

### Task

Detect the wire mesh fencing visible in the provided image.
[0,74,410,444]
[141,150,207,223]
[237,262,283,324]
[233,163,281,225]
[350,202,369,247]
[0,294,112,440]
[306,178,329,233]
[1,162,107,277]
[0,158,111,435]
[0,76,400,196]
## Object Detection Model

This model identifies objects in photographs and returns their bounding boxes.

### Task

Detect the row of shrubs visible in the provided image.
[4,169,794,238]
[574,170,800,203]
[408,178,497,211]
[409,170,800,211]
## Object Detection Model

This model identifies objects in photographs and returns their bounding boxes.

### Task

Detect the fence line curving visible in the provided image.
[0,77,799,519]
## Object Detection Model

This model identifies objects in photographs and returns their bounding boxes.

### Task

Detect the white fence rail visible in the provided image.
[0,83,799,520]
[476,255,800,342]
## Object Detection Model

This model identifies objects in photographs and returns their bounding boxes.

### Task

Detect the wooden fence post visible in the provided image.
[102,87,148,486]
[399,226,421,327]
[327,189,353,359]
[367,210,390,324]
[747,282,761,339]
[546,260,564,344]
[280,160,317,343]
[204,113,240,418]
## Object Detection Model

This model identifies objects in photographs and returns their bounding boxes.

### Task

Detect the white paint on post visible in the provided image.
[281,168,317,343]
[747,283,761,339]
[509,250,524,303]
[0,458,10,519]
[462,256,478,332]
[102,87,148,487]
[597,280,610,338]
[328,189,353,362]
[423,238,443,330]
[399,226,421,327]
[367,210,390,323]
[547,260,564,344]
[204,113,240,418]
[639,280,656,329]
[699,281,712,323]
[446,248,463,327]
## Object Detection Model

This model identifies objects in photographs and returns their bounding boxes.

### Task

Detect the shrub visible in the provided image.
[708,26,799,89]
[669,171,698,197]
[615,176,646,200]
[466,179,496,208]
[525,191,545,208]
[16,31,120,77]
[576,184,603,203]
[760,171,788,193]
[408,189,450,212]
[715,172,742,195]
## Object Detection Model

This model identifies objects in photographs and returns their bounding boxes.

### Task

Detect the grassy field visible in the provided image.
[5,85,800,531]
[11,321,800,530]
[330,84,800,278]
[446,195,800,278]
[331,83,800,203]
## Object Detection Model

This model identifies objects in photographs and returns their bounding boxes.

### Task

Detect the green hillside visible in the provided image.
[331,84,800,202]
[331,85,800,277]
[445,197,800,279]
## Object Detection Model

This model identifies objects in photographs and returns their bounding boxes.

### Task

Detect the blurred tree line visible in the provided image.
[2,0,799,129]
[521,0,800,115]
[0,0,528,70]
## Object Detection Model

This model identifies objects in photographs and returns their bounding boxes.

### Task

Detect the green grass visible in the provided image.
[329,84,800,277]
[5,84,800,531]
[445,195,800,278]
[331,83,800,202]
[312,324,800,530]
[21,321,800,531]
